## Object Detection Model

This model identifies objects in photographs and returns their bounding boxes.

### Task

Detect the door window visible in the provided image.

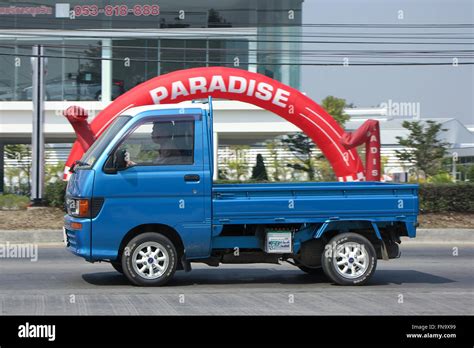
[116,118,195,167]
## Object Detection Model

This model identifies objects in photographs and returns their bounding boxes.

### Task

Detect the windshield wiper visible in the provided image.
[69,160,89,173]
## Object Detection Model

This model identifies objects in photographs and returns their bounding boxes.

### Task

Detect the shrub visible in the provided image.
[0,194,29,210]
[419,183,474,213]
[251,154,269,181]
[426,173,453,183]
[44,180,67,208]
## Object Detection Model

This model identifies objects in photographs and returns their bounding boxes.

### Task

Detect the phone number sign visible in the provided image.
[56,3,160,18]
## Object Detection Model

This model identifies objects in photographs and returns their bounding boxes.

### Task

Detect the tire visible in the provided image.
[321,233,377,286]
[121,233,178,286]
[297,264,326,276]
[111,261,123,274]
[293,258,325,275]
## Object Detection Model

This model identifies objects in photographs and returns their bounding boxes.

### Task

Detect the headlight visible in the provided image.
[66,198,90,217]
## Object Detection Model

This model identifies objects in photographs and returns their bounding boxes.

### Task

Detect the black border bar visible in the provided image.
[0,315,472,346]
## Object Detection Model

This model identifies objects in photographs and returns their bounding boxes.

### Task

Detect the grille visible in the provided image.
[91,197,105,218]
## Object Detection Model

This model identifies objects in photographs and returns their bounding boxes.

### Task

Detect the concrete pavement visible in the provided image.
[0,243,472,315]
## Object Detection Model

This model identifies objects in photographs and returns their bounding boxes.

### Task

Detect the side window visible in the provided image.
[117,119,195,167]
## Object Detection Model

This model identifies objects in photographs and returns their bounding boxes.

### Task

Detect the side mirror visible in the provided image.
[104,149,129,174]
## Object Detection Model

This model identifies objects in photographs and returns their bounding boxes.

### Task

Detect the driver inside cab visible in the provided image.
[124,121,192,167]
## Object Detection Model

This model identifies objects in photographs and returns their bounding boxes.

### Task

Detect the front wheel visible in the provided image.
[121,233,178,286]
[321,233,377,286]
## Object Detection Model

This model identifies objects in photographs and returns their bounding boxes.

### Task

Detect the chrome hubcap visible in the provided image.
[334,242,369,279]
[132,241,169,280]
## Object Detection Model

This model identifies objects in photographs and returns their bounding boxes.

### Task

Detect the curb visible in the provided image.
[403,228,473,243]
[0,229,63,244]
[0,228,471,244]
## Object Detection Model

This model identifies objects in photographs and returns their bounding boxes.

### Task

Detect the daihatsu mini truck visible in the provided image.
[64,101,419,286]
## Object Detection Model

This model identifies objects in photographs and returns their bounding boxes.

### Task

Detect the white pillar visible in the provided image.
[213,132,218,180]
[0,142,4,193]
[30,45,45,205]
[101,39,112,102]
[248,36,257,73]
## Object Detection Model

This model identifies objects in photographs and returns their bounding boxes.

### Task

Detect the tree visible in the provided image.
[227,145,249,181]
[4,167,21,194]
[395,120,449,180]
[4,144,31,195]
[282,133,317,180]
[251,154,268,181]
[283,96,349,181]
[266,139,282,181]
[466,164,474,182]
[454,163,474,182]
[315,159,336,181]
[321,96,350,125]
[45,161,65,184]
[208,9,231,27]
[217,167,229,181]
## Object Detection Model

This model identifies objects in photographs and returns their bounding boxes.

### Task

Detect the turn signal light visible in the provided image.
[70,222,83,230]
[78,200,89,217]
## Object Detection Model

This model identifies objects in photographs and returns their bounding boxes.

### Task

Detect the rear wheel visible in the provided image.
[297,264,326,275]
[111,261,123,274]
[295,239,326,276]
[321,233,377,285]
[121,233,178,286]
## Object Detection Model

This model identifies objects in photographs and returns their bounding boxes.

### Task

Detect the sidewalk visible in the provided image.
[0,228,471,244]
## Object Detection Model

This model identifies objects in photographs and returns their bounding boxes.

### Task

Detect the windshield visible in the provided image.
[80,116,132,167]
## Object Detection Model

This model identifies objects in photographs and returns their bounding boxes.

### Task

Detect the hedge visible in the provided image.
[0,194,29,210]
[419,183,474,213]
[44,180,68,208]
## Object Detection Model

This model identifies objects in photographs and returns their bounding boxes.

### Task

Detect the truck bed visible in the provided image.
[212,182,418,225]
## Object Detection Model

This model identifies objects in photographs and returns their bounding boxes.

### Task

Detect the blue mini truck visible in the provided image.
[64,101,419,286]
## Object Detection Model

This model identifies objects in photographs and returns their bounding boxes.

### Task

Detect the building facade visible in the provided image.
[0,0,302,103]
[1,1,472,190]
[0,0,303,190]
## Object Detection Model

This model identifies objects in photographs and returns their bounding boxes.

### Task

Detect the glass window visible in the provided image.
[0,40,32,101]
[112,39,158,92]
[43,40,102,101]
[111,38,249,99]
[81,115,132,167]
[209,39,248,70]
[160,39,207,75]
[184,39,207,68]
[118,118,195,167]
[0,39,103,101]
[160,39,185,75]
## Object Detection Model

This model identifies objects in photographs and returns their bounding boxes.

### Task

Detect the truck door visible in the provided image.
[91,112,211,259]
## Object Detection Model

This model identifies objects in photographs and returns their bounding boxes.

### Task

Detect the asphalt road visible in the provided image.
[0,242,472,315]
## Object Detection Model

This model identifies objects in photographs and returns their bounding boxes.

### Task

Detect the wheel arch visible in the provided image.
[314,219,410,260]
[118,223,185,261]
[314,219,383,242]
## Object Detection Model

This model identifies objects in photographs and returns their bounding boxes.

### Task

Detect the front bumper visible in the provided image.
[64,215,92,261]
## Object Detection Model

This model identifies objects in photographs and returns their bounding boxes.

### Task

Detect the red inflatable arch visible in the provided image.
[64,67,365,182]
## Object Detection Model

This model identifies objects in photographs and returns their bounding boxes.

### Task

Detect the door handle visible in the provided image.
[184,174,200,182]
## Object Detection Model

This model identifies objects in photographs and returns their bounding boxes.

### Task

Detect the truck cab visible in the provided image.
[64,100,418,286]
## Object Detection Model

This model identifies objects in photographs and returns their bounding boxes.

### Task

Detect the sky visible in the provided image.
[301,0,474,125]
